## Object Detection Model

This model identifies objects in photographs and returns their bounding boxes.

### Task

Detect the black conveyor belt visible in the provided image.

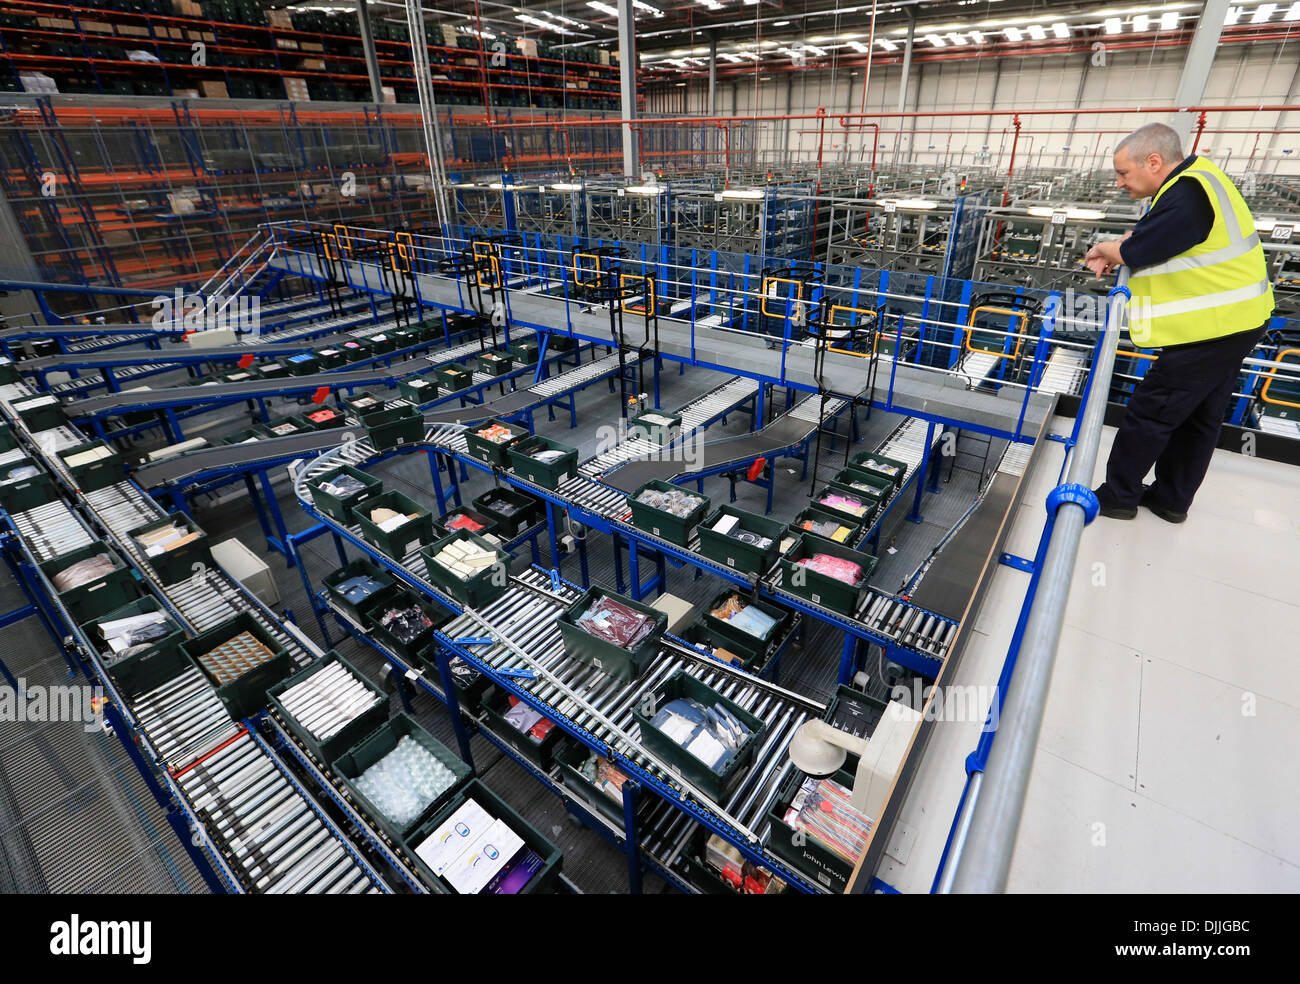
[19,339,346,371]
[420,388,541,426]
[600,416,820,493]
[70,367,402,415]
[132,429,345,487]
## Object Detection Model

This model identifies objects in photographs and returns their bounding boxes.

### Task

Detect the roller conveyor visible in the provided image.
[0,390,388,893]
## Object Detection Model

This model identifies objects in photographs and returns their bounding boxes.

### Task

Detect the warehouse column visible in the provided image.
[618,0,640,177]
[897,10,917,163]
[707,34,718,116]
[895,8,916,113]
[1263,59,1300,174]
[356,0,385,105]
[1168,0,1228,147]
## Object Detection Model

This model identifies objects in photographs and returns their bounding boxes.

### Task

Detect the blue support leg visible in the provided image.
[621,779,643,894]
[432,643,476,771]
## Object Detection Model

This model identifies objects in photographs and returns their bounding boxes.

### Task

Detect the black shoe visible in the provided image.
[1141,487,1188,524]
[1093,487,1137,520]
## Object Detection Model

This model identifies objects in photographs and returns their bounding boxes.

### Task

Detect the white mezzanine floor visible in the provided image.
[881,421,1300,894]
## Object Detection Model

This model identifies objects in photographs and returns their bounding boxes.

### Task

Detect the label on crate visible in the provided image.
[1272,224,1294,241]
[883,201,896,213]
[727,557,736,568]
[811,593,822,604]
[1051,211,1068,225]
[653,526,661,537]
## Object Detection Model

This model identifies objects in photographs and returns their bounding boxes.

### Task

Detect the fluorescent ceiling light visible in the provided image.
[1133,13,1149,31]
[1104,16,1122,33]
[1161,11,1179,29]
[1051,22,1068,38]
[586,1,618,15]
[1287,2,1300,21]
[626,184,664,195]
[947,32,967,44]
[1004,26,1022,41]
[774,20,790,26]
[1026,23,1046,40]
[925,33,946,46]
[876,38,898,51]
[551,183,582,191]
[1256,218,1278,232]
[1027,206,1107,220]
[721,188,764,200]
[632,1,663,15]
[1224,5,1242,24]
[741,52,761,60]
[969,30,985,43]
[721,52,744,62]
[885,198,938,210]
[1252,2,1277,22]
[848,40,871,52]
[804,45,827,56]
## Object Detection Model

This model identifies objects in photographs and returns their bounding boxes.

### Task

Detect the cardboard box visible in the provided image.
[301,41,324,52]
[200,80,229,99]
[266,8,293,29]
[381,85,396,104]
[102,229,133,247]
[82,20,114,33]
[117,24,150,37]
[516,38,537,58]
[299,57,326,71]
[275,37,300,50]
[440,25,459,46]
[19,73,58,94]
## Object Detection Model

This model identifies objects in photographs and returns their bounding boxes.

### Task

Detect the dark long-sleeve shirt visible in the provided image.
[1118,155,1216,271]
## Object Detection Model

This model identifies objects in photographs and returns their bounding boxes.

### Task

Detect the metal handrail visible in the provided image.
[944,266,1130,894]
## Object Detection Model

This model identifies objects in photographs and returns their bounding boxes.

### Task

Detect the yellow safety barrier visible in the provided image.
[571,251,604,287]
[963,305,1028,361]
[760,276,803,318]
[1116,349,1158,362]
[469,240,503,288]
[820,304,879,357]
[322,233,340,261]
[1260,347,1300,410]
[333,223,353,256]
[619,273,656,314]
[394,231,414,273]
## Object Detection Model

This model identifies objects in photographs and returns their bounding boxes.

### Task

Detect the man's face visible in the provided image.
[1114,148,1163,199]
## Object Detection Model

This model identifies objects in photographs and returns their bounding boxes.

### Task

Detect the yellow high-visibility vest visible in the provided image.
[1127,156,1274,349]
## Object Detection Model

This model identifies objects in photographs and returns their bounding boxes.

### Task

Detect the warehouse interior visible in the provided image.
[0,0,1297,899]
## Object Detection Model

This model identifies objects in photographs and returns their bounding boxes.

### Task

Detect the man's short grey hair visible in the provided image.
[1116,123,1185,165]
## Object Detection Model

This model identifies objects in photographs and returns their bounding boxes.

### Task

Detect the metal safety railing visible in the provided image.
[940,267,1131,894]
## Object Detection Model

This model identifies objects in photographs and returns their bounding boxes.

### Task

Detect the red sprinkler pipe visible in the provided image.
[1191,110,1208,153]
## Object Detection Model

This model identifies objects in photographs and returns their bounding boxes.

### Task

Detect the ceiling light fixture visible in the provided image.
[1104,16,1122,33]
[925,33,946,46]
[1133,13,1150,31]
[1004,26,1022,41]
[1051,22,1068,38]
[1252,2,1277,23]
[1026,23,1046,40]
[1287,2,1300,21]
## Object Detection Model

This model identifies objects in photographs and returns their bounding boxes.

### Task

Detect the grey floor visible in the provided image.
[1,345,987,893]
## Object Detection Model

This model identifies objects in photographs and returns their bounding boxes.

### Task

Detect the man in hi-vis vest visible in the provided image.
[1083,122,1272,523]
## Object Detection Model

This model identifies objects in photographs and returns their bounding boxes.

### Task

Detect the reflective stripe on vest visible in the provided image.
[1127,157,1274,349]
